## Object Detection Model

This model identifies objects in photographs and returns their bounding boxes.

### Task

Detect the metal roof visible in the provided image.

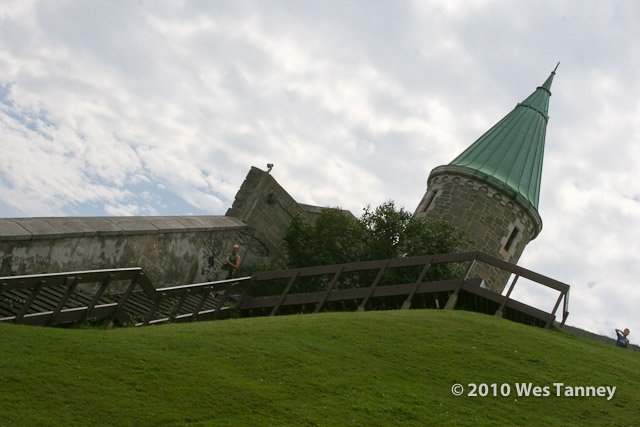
[448,66,557,209]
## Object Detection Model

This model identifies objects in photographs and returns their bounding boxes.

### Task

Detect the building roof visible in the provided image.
[447,65,558,210]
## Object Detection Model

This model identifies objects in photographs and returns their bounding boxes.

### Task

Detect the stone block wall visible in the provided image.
[0,216,248,287]
[414,167,542,292]
[226,167,324,263]
[0,166,345,287]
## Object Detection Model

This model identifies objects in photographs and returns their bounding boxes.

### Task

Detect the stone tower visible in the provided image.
[414,66,557,292]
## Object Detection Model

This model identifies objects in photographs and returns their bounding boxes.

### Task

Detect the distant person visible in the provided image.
[222,244,241,279]
[615,328,630,348]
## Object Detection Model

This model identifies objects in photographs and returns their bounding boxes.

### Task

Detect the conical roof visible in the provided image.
[447,66,557,209]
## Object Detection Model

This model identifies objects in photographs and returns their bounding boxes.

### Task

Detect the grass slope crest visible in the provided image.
[1,309,637,426]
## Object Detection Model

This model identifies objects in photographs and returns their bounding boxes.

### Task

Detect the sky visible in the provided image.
[1,0,639,338]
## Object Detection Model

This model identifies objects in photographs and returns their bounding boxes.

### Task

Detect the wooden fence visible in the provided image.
[0,251,569,329]
[0,267,250,327]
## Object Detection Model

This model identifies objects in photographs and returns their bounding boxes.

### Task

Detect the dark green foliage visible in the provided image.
[281,213,314,268]
[284,200,468,270]
[276,201,469,302]
[403,215,469,257]
[403,216,471,281]
[283,209,366,268]
[360,201,413,260]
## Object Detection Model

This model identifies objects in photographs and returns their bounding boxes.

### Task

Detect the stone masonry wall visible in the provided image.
[414,172,541,292]
[1,167,352,287]
[0,216,248,288]
[226,167,324,264]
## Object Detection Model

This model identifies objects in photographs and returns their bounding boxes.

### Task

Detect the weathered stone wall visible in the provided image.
[0,216,249,287]
[226,167,325,263]
[0,167,343,286]
[414,168,542,292]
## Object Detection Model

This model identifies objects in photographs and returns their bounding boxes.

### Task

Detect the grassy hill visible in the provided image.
[1,310,638,426]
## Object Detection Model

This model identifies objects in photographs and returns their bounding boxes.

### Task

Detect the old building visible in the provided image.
[414,66,557,292]
[1,68,557,292]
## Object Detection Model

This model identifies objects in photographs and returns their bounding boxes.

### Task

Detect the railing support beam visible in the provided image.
[358,263,388,312]
[103,274,139,329]
[270,272,300,316]
[444,258,476,310]
[47,277,79,326]
[14,280,45,323]
[313,267,344,314]
[402,261,432,310]
[78,274,113,326]
[495,274,519,318]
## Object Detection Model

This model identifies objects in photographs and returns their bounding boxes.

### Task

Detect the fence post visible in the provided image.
[103,273,139,329]
[143,294,164,326]
[213,282,240,320]
[444,257,476,310]
[545,291,566,328]
[358,262,388,312]
[313,267,344,314]
[169,290,189,321]
[78,274,113,326]
[14,280,45,324]
[401,260,432,310]
[235,275,256,312]
[47,277,79,326]
[191,288,212,322]
[270,271,300,316]
[495,274,519,318]
[561,290,570,326]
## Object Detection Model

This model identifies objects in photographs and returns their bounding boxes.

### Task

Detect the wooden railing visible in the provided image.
[0,251,569,328]
[0,267,249,327]
[236,251,570,328]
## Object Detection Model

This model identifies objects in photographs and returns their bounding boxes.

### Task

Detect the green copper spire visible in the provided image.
[448,65,558,209]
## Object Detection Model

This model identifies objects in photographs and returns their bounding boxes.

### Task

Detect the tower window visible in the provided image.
[504,227,519,251]
[421,190,438,212]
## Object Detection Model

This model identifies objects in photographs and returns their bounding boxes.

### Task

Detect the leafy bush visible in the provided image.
[235,201,469,301]
[284,208,366,268]
[285,201,468,266]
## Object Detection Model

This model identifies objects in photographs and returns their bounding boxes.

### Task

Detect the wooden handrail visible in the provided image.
[0,251,570,329]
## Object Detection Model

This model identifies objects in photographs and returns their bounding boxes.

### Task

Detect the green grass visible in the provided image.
[1,310,638,426]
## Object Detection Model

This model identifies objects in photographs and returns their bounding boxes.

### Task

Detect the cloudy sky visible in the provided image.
[1,0,639,338]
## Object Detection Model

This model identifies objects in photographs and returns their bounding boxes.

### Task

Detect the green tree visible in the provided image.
[403,216,469,258]
[283,201,468,268]
[282,213,315,268]
[402,216,470,281]
[360,201,412,261]
[278,202,469,303]
[283,209,366,268]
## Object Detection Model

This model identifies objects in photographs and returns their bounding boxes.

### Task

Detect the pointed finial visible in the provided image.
[553,62,560,74]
